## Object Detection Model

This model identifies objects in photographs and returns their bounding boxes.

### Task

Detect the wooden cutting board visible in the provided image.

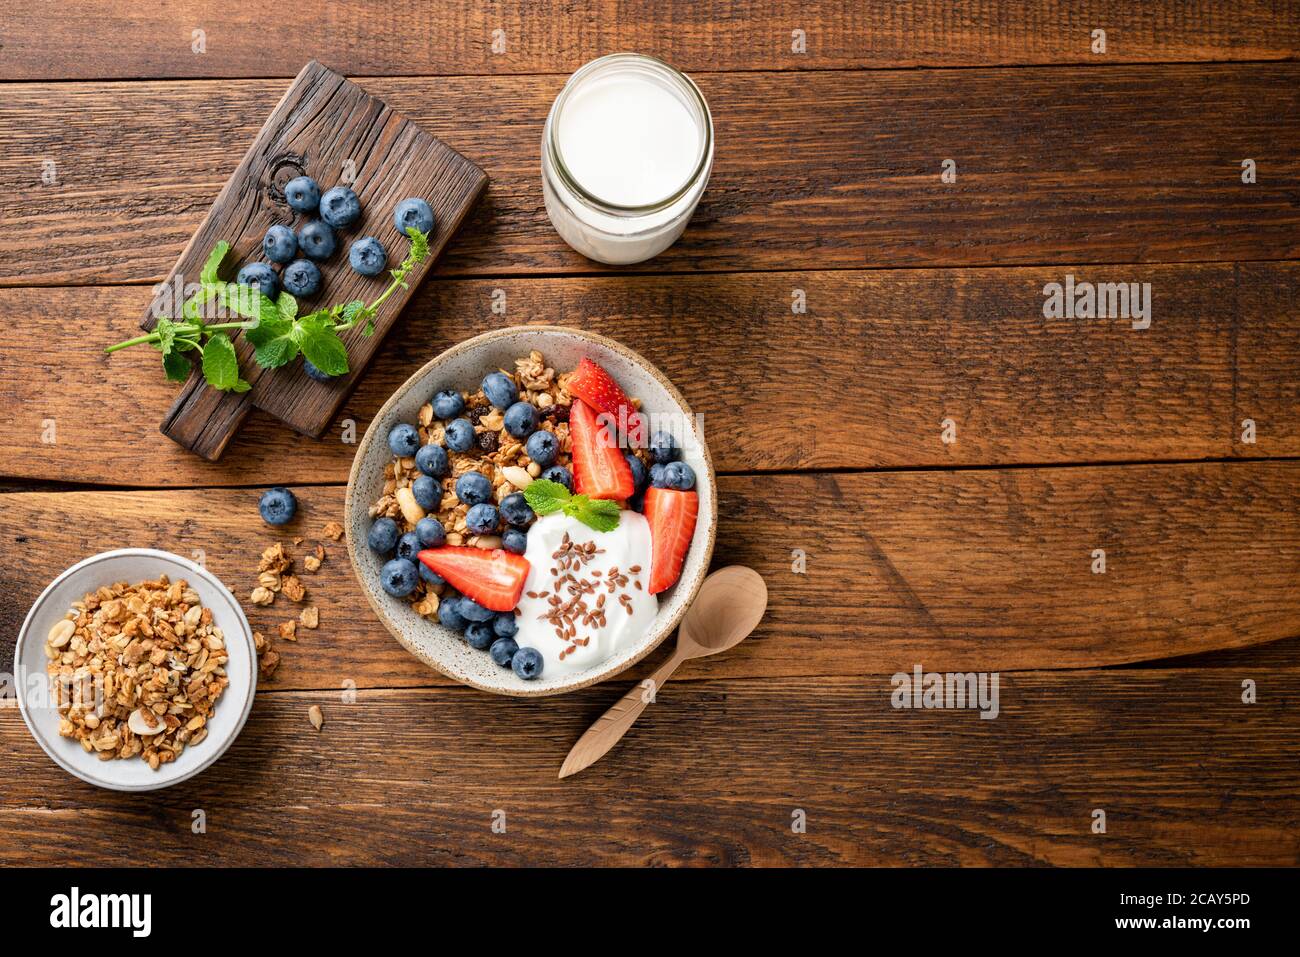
[142,60,487,460]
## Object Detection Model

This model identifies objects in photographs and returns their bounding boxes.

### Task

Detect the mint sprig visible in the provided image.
[106,227,431,391]
[523,478,621,533]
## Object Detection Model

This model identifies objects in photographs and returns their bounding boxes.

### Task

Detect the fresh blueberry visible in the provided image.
[380,558,418,597]
[236,262,278,298]
[415,443,449,477]
[395,531,421,562]
[627,491,645,513]
[458,598,495,623]
[649,431,680,464]
[281,259,322,297]
[625,453,647,491]
[444,418,475,452]
[319,186,362,228]
[493,613,519,639]
[412,475,442,511]
[489,636,519,668]
[393,197,435,236]
[499,492,534,526]
[662,460,696,491]
[415,516,446,548]
[465,620,496,650]
[388,423,420,457]
[481,372,518,410]
[465,503,499,534]
[303,359,335,382]
[503,401,538,439]
[297,221,336,261]
[541,465,573,492]
[512,647,543,680]
[367,516,400,554]
[525,429,558,467]
[348,236,387,276]
[284,175,320,212]
[438,597,468,631]
[419,562,445,586]
[501,526,528,554]
[455,471,492,506]
[262,224,298,264]
[431,389,464,419]
[258,487,296,525]
[650,463,668,488]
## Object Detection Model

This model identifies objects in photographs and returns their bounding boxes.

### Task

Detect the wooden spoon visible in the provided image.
[558,565,768,779]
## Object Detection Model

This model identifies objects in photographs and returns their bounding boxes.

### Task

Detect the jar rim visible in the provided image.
[546,53,713,215]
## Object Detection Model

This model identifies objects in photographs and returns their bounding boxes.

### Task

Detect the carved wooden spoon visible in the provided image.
[558,565,768,779]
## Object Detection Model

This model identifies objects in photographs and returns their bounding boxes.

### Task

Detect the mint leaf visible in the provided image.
[574,497,621,533]
[199,242,230,285]
[201,332,244,391]
[300,323,349,376]
[523,478,570,515]
[153,317,177,355]
[162,350,191,383]
[244,315,300,368]
[276,292,299,321]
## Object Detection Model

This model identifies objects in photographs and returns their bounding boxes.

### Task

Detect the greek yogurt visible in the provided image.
[513,511,658,677]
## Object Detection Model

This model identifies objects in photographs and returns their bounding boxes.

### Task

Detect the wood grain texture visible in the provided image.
[1,672,1297,865]
[2,463,1298,690]
[4,261,1298,486]
[2,1,1297,80]
[3,65,1298,285]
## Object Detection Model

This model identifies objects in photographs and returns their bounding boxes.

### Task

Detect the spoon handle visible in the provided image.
[558,653,684,779]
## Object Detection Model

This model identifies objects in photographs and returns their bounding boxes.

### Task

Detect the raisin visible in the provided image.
[544,405,569,424]
[477,430,499,453]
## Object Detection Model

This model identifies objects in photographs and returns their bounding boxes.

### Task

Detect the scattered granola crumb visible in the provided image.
[249,586,274,606]
[308,704,324,731]
[299,606,319,629]
[322,521,344,541]
[303,554,321,572]
[278,620,297,641]
[260,649,281,678]
[281,575,306,602]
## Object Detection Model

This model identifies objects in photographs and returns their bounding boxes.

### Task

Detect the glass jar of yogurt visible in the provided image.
[541,53,714,265]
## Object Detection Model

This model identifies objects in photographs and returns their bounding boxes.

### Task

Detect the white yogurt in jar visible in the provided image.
[513,512,658,677]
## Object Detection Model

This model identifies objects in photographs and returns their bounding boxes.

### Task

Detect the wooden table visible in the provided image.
[2,2,1298,866]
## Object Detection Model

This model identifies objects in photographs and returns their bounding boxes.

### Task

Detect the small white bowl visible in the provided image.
[14,548,257,791]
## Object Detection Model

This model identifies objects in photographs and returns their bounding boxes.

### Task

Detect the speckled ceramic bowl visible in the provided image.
[345,326,716,696]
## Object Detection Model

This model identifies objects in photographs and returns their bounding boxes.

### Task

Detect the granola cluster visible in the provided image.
[246,538,326,679]
[46,576,228,770]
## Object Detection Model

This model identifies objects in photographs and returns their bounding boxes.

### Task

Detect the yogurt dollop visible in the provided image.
[513,511,658,677]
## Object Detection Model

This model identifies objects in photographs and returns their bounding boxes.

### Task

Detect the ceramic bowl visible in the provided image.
[14,548,257,791]
[345,325,716,696]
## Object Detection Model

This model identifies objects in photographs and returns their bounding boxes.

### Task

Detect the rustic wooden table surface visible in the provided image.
[2,2,1299,866]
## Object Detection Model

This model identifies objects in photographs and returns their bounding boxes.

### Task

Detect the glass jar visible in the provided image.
[542,53,714,265]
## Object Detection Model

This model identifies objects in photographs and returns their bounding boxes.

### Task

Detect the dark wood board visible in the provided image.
[141,60,486,459]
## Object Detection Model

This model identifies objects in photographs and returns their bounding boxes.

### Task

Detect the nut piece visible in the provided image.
[395,486,426,525]
[307,704,324,731]
[502,465,533,489]
[128,708,165,737]
[47,619,75,649]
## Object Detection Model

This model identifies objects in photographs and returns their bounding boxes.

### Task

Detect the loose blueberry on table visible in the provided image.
[259,487,297,526]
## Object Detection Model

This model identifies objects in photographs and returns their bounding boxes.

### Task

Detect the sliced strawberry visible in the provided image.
[567,357,634,425]
[417,546,529,612]
[643,487,699,595]
[569,398,635,501]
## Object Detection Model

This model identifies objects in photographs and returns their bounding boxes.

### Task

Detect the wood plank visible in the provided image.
[1,672,1297,865]
[2,463,1298,689]
[6,262,1299,486]
[3,1,1297,81]
[3,65,1297,285]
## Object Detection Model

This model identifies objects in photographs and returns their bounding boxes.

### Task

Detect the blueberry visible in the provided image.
[493,613,519,639]
[431,389,464,419]
[490,636,519,668]
[262,224,298,264]
[303,359,335,382]
[465,621,496,650]
[663,460,696,490]
[649,431,680,464]
[444,418,475,452]
[455,471,492,506]
[393,197,435,236]
[320,186,361,228]
[412,474,442,511]
[650,463,668,488]
[458,598,495,623]
[466,503,499,534]
[415,443,449,477]
[297,221,336,261]
[419,562,445,586]
[627,491,645,513]
[281,259,322,297]
[512,647,543,680]
[348,236,387,276]
[503,401,539,439]
[481,372,518,410]
[415,518,446,551]
[367,516,400,554]
[625,452,647,491]
[258,487,296,525]
[542,465,573,492]
[525,429,558,467]
[380,558,418,597]
[236,262,278,298]
[395,532,421,562]
[284,176,320,212]
[388,423,421,457]
[438,597,468,631]
[499,492,534,526]
[501,526,528,554]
